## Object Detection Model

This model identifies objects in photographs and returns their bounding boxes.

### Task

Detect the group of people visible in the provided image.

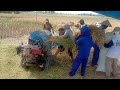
[93,21,120,78]
[43,18,120,78]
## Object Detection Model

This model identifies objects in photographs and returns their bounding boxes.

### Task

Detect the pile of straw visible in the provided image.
[89,25,105,47]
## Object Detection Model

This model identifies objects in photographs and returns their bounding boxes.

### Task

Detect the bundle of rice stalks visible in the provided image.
[46,36,57,43]
[46,35,76,51]
[74,24,80,29]
[56,37,75,48]
[89,25,105,47]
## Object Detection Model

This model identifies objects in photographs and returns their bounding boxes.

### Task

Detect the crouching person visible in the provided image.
[105,27,120,78]
[54,24,74,62]
[69,25,93,77]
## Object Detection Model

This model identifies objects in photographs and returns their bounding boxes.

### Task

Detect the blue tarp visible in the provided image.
[29,31,50,45]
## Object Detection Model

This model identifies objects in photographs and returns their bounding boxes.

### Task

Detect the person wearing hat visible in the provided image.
[92,20,113,75]
[43,19,54,34]
[91,20,112,67]
[105,27,120,78]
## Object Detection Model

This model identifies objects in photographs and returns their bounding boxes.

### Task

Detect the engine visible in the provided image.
[16,30,52,71]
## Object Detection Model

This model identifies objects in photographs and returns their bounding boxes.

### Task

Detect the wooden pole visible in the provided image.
[35,11,38,31]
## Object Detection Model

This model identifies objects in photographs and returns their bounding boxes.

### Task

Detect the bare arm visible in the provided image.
[60,30,68,38]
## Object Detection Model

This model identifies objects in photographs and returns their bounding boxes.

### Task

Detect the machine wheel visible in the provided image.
[41,67,45,71]
[16,46,22,55]
[44,55,53,71]
[40,45,52,71]
[21,57,25,67]
[21,57,30,69]
[38,62,46,71]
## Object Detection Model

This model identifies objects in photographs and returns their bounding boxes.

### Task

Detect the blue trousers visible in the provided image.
[91,43,100,66]
[69,55,88,76]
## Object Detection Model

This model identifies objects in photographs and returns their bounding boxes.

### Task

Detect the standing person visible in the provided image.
[54,24,75,62]
[69,24,93,77]
[43,19,54,34]
[91,20,112,67]
[91,22,101,66]
[95,20,112,75]
[78,19,93,66]
[79,19,101,67]
[91,42,100,66]
[79,19,87,29]
[105,27,120,78]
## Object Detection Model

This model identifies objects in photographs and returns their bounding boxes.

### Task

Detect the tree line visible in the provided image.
[0,11,55,14]
[0,11,21,14]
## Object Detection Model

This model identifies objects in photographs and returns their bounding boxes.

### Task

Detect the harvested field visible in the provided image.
[0,13,120,79]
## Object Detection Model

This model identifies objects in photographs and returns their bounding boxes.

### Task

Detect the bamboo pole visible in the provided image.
[35,11,38,31]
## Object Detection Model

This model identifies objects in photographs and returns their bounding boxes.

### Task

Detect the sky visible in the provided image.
[32,11,120,20]
[33,11,100,15]
[55,11,100,15]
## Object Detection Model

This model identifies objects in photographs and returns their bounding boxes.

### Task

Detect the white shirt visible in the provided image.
[96,22,101,27]
[106,36,120,59]
[80,24,87,28]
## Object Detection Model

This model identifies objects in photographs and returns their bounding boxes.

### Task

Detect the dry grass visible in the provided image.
[0,12,120,39]
[0,41,108,79]
[0,43,103,79]
[0,13,120,79]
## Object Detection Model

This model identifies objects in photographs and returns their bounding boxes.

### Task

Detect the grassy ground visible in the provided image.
[0,34,107,79]
[0,43,104,79]
[0,13,120,79]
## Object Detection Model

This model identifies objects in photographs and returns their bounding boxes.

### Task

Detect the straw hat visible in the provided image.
[112,27,120,32]
[100,20,112,27]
